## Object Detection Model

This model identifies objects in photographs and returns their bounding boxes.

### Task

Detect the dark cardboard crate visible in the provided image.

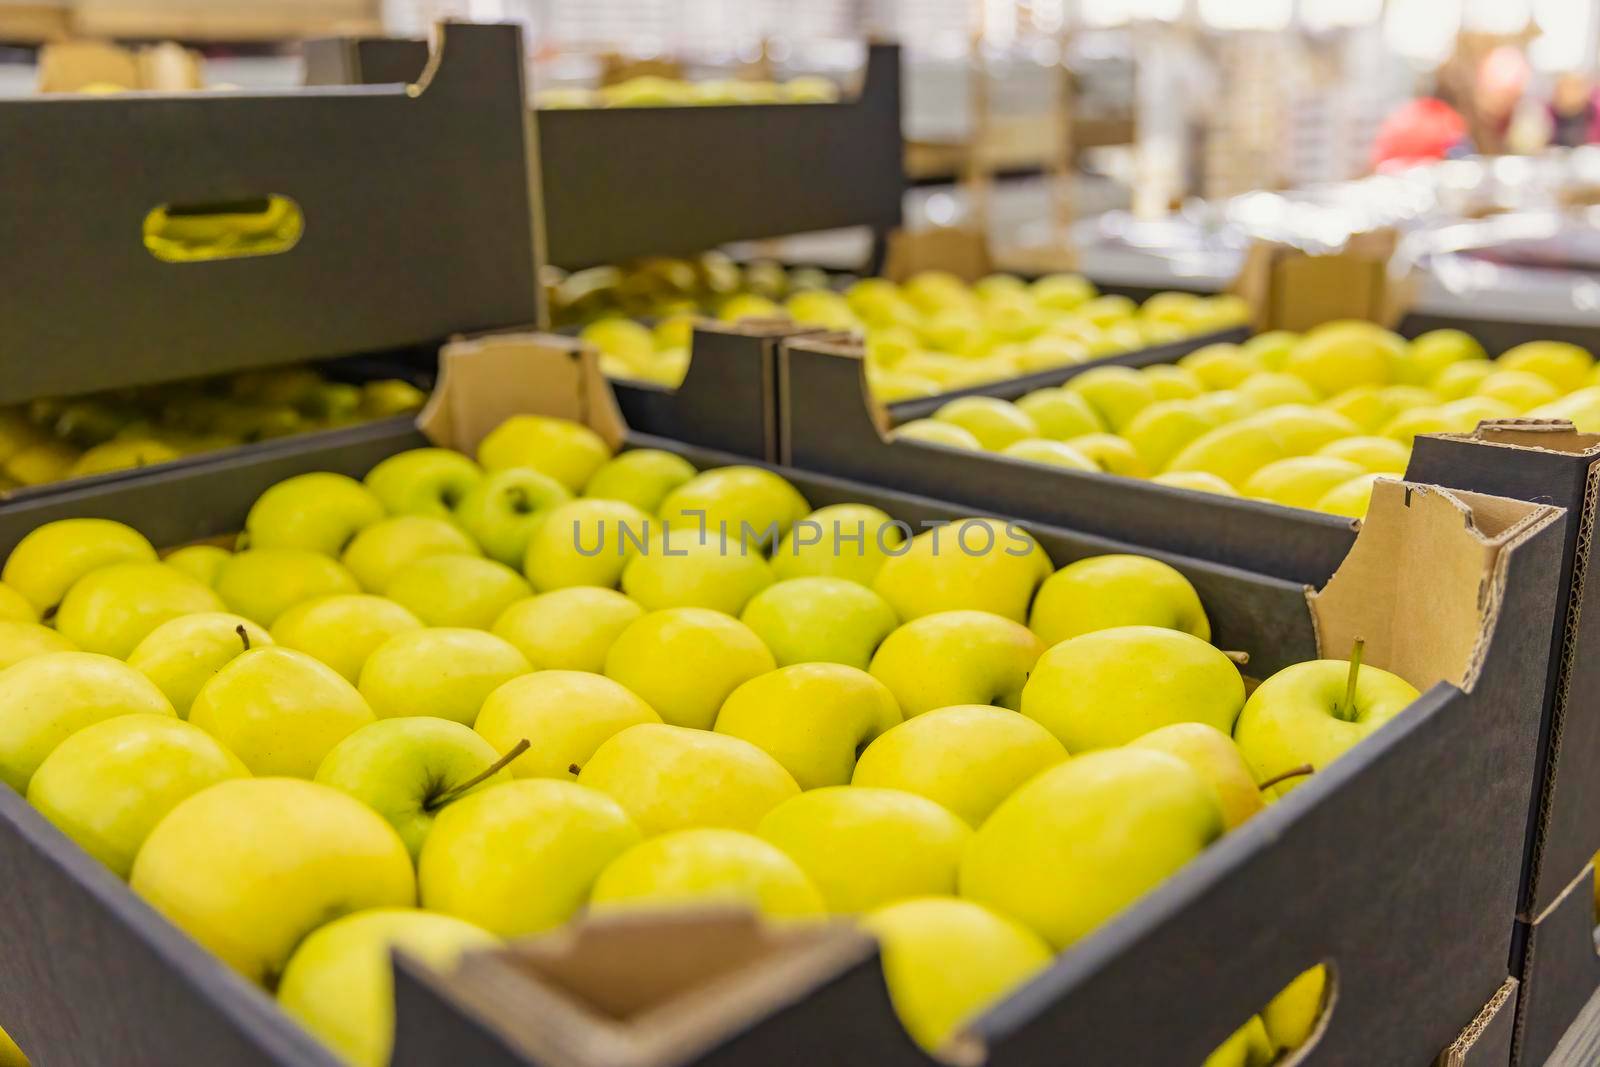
[0,334,1567,1067]
[305,37,906,272]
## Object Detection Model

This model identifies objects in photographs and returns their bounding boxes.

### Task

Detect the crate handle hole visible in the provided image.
[1268,962,1336,1067]
[143,195,303,263]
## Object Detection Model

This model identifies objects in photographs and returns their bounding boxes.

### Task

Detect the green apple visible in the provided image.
[127,612,273,717]
[862,897,1051,1052]
[1129,722,1263,830]
[1244,405,1362,457]
[1396,328,1485,385]
[853,704,1066,827]
[54,562,224,658]
[130,778,415,984]
[0,651,175,791]
[873,518,1049,623]
[1316,436,1409,474]
[418,779,639,937]
[340,516,480,594]
[1315,473,1382,519]
[1285,322,1401,395]
[658,466,810,548]
[523,498,652,591]
[930,397,1037,451]
[357,627,528,726]
[604,607,774,730]
[0,620,77,669]
[475,669,659,780]
[1205,1016,1274,1067]
[1014,388,1103,440]
[278,908,498,1067]
[1178,344,1258,391]
[1243,457,1368,510]
[1163,422,1286,487]
[269,595,421,684]
[1238,372,1320,409]
[1065,366,1156,430]
[891,420,983,450]
[214,549,360,627]
[314,716,515,859]
[1151,471,1239,496]
[589,827,823,918]
[162,545,231,587]
[243,472,385,556]
[452,467,571,567]
[579,722,798,835]
[583,449,698,513]
[385,554,531,629]
[1263,966,1328,1054]
[1431,360,1494,399]
[999,439,1098,471]
[960,747,1222,948]
[1499,340,1595,392]
[189,647,374,777]
[27,715,248,877]
[757,787,968,913]
[363,448,484,518]
[739,577,898,669]
[1021,625,1244,750]
[870,610,1043,716]
[477,415,611,492]
[1,518,156,614]
[1121,401,1220,472]
[1030,555,1209,645]
[771,504,906,587]
[620,526,775,615]
[713,663,900,788]
[1242,330,1298,371]
[1233,646,1419,796]
[1475,370,1561,412]
[491,588,643,672]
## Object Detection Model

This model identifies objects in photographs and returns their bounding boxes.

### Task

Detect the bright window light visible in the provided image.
[1464,0,1531,34]
[1300,0,1382,30]
[1199,0,1291,30]
[1385,0,1462,65]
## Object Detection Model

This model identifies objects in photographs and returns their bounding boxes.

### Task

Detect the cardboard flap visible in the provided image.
[1311,480,1559,693]
[1435,978,1518,1067]
[419,332,627,454]
[431,910,879,1067]
[1229,232,1415,332]
[1440,419,1600,457]
[884,226,995,283]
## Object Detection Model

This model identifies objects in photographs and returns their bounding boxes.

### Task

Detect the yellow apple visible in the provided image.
[127,612,272,717]
[1030,555,1209,645]
[1243,457,1368,510]
[1163,423,1286,488]
[1143,364,1207,400]
[490,587,643,672]
[0,619,76,670]
[474,670,659,779]
[931,397,1038,451]
[1238,372,1320,409]
[1065,366,1157,430]
[603,608,774,730]
[1129,722,1263,829]
[869,610,1044,716]
[1243,405,1361,457]
[1316,436,1409,474]
[620,526,775,615]
[1263,966,1328,1054]
[1284,322,1400,395]
[739,577,898,670]
[161,545,231,588]
[1397,328,1485,385]
[2,518,156,614]
[1178,344,1259,391]
[658,466,811,545]
[713,663,900,788]
[339,515,480,594]
[872,518,1049,623]
[1499,340,1594,392]
[1431,360,1494,399]
[589,827,823,919]
[1475,370,1561,412]
[385,554,531,630]
[582,449,697,513]
[363,448,484,519]
[1242,330,1299,371]
[418,779,640,937]
[477,415,612,492]
[892,420,983,450]
[1121,401,1221,472]
[270,595,422,684]
[771,504,906,587]
[52,562,223,659]
[1021,625,1244,750]
[1151,471,1240,496]
[1314,473,1383,518]
[131,778,416,984]
[0,651,175,791]
[243,472,385,556]
[999,439,1099,471]
[1205,1016,1275,1067]
[214,549,360,627]
[522,498,652,591]
[1015,388,1104,440]
[357,627,529,726]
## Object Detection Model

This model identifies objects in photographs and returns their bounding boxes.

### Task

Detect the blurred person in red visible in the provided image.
[1371,97,1470,171]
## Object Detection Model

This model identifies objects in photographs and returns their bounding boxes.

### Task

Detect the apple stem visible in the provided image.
[1258,764,1315,791]
[1339,637,1366,722]
[1222,650,1250,666]
[507,487,530,513]
[235,624,251,652]
[568,763,582,776]
[425,739,529,812]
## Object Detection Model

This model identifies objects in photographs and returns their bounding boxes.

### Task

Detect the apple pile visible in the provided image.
[0,367,425,492]
[0,416,1417,1065]
[580,270,1250,396]
[896,323,1598,519]
[536,75,840,109]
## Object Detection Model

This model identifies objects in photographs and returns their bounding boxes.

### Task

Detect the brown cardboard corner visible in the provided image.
[1446,419,1600,458]
[777,331,893,459]
[418,331,627,455]
[430,909,879,1067]
[1310,479,1561,694]
[883,225,995,283]
[1434,977,1518,1067]
[37,39,202,92]
[1227,232,1413,332]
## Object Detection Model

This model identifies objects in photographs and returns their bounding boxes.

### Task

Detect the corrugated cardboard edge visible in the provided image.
[433,910,879,1067]
[418,331,627,454]
[1308,479,1559,694]
[1514,864,1599,1061]
[1437,978,1519,1067]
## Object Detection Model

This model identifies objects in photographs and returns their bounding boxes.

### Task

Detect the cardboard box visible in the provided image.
[0,21,541,406]
[36,39,201,92]
[0,334,1568,1066]
[1228,232,1416,333]
[70,0,379,42]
